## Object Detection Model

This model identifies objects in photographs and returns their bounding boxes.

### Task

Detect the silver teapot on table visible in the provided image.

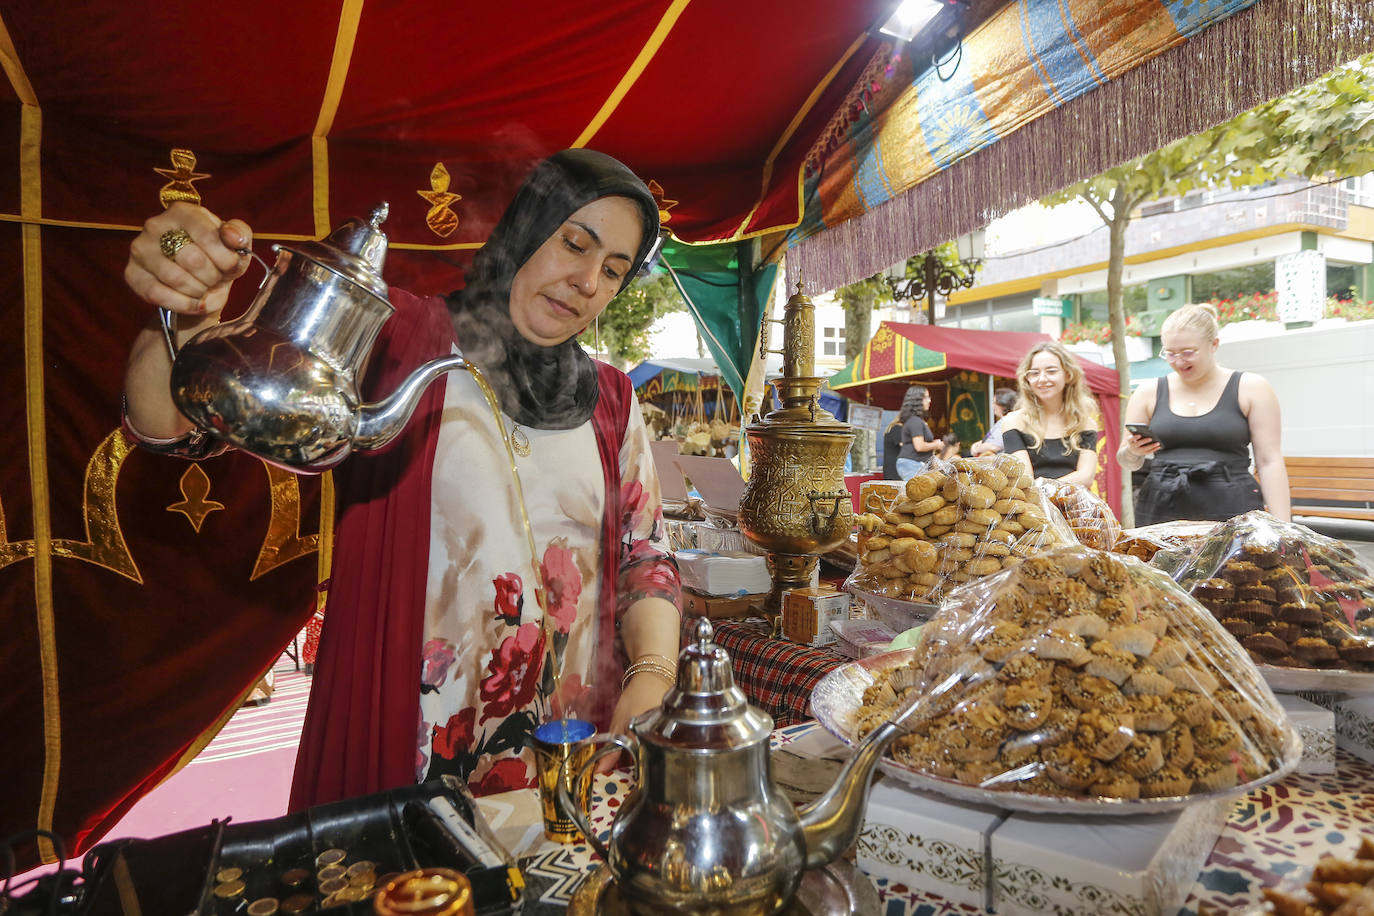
[163,203,467,473]
[561,618,915,915]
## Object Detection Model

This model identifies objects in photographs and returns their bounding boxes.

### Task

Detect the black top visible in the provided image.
[898,417,935,462]
[1150,371,1251,464]
[1002,428,1100,479]
[883,423,903,479]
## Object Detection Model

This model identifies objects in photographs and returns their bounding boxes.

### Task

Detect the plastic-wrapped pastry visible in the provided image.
[1165,510,1374,673]
[1037,479,1122,551]
[846,544,1296,804]
[849,455,1075,606]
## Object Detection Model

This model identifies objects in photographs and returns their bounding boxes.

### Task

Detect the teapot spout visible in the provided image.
[796,692,923,870]
[355,355,470,451]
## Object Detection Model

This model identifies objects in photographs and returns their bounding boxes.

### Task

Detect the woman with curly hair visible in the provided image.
[1000,341,1099,486]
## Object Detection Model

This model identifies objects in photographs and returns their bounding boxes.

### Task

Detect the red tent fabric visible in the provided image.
[832,322,1122,511]
[0,0,899,868]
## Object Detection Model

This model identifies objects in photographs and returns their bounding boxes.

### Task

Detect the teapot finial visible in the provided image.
[693,617,714,651]
[368,202,390,229]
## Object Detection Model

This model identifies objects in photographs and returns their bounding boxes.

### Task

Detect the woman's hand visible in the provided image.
[596,671,671,773]
[125,201,254,319]
[123,202,255,440]
[1123,432,1162,458]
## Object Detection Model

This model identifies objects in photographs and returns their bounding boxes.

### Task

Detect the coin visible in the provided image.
[348,871,375,890]
[279,894,314,915]
[315,848,346,868]
[317,864,347,882]
[318,877,349,896]
[246,897,279,916]
[335,885,366,902]
[215,867,244,883]
[212,879,246,899]
[279,867,311,888]
[345,861,376,878]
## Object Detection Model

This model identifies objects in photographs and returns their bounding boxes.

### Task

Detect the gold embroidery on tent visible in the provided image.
[154,148,210,209]
[418,162,462,237]
[166,463,224,532]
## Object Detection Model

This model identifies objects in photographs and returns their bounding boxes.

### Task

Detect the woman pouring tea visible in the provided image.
[121,150,683,808]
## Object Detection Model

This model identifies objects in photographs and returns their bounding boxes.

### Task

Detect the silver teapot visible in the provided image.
[561,618,914,915]
[163,203,467,472]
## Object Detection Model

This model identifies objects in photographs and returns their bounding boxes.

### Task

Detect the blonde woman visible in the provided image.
[1001,341,1100,487]
[1117,304,1289,525]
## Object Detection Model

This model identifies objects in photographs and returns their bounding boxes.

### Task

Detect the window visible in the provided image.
[1078,284,1148,323]
[822,325,845,356]
[1328,263,1358,300]
[1190,263,1274,303]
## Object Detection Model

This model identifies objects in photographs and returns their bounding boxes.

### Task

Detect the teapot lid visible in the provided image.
[282,203,391,303]
[636,618,773,750]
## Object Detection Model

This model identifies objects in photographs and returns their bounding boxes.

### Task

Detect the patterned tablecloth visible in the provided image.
[478,722,1374,915]
[711,618,849,726]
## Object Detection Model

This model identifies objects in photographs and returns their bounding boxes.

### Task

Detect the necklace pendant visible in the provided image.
[511,426,531,458]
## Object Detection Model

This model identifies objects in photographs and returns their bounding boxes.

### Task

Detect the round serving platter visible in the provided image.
[1258,664,1374,695]
[811,649,1303,816]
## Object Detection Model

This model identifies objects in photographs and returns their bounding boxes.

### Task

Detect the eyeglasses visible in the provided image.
[1023,367,1063,382]
[1160,348,1200,362]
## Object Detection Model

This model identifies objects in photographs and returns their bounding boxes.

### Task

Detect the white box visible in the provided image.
[781,587,850,647]
[1278,694,1336,774]
[1332,694,1374,765]
[673,549,772,597]
[857,777,1005,910]
[991,798,1230,916]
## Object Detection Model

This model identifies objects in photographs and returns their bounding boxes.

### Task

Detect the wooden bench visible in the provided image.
[1286,456,1374,522]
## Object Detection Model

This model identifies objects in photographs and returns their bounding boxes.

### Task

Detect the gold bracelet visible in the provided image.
[634,653,677,671]
[622,660,676,690]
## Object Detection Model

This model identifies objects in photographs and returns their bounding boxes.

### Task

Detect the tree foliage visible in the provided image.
[578,269,686,370]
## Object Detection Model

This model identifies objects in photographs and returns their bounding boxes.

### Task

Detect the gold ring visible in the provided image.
[159,228,193,259]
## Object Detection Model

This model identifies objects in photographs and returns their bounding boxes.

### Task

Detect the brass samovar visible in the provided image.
[738,282,855,618]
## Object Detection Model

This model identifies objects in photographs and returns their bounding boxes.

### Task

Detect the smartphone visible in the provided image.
[1126,423,1160,445]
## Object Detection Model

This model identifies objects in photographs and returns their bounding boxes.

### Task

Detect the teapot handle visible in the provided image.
[557,732,636,863]
[157,248,270,362]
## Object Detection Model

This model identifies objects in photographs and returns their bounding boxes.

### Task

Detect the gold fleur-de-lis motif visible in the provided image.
[154,148,211,209]
[647,179,678,224]
[418,162,462,237]
[166,464,225,532]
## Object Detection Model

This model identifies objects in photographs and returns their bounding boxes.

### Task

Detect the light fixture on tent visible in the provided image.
[878,0,944,41]
[877,0,971,80]
[885,229,985,326]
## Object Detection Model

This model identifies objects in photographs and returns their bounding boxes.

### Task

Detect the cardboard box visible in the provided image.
[780,587,850,647]
[857,777,1006,910]
[1278,693,1336,774]
[681,589,766,621]
[990,798,1230,916]
[1332,694,1374,765]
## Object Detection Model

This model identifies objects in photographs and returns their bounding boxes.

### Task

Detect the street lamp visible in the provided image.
[885,230,985,325]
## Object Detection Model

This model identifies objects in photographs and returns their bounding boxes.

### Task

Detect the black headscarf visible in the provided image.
[446,149,661,430]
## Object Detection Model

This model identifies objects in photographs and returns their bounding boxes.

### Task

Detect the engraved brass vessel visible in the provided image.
[737,283,854,616]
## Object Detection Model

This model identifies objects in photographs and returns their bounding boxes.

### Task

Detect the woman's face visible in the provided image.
[509,196,644,347]
[1160,328,1218,380]
[1024,351,1067,404]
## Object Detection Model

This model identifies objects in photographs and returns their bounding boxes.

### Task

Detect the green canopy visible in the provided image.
[660,240,776,412]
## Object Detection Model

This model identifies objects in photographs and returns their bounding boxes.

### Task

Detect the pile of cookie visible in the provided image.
[850,545,1292,802]
[1173,515,1374,672]
[851,455,1072,604]
[1261,836,1374,915]
[1037,479,1121,551]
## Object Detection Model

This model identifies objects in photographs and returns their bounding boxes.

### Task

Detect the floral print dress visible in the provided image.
[416,364,678,794]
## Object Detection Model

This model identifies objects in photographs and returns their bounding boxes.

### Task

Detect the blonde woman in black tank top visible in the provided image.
[1117,304,1291,526]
